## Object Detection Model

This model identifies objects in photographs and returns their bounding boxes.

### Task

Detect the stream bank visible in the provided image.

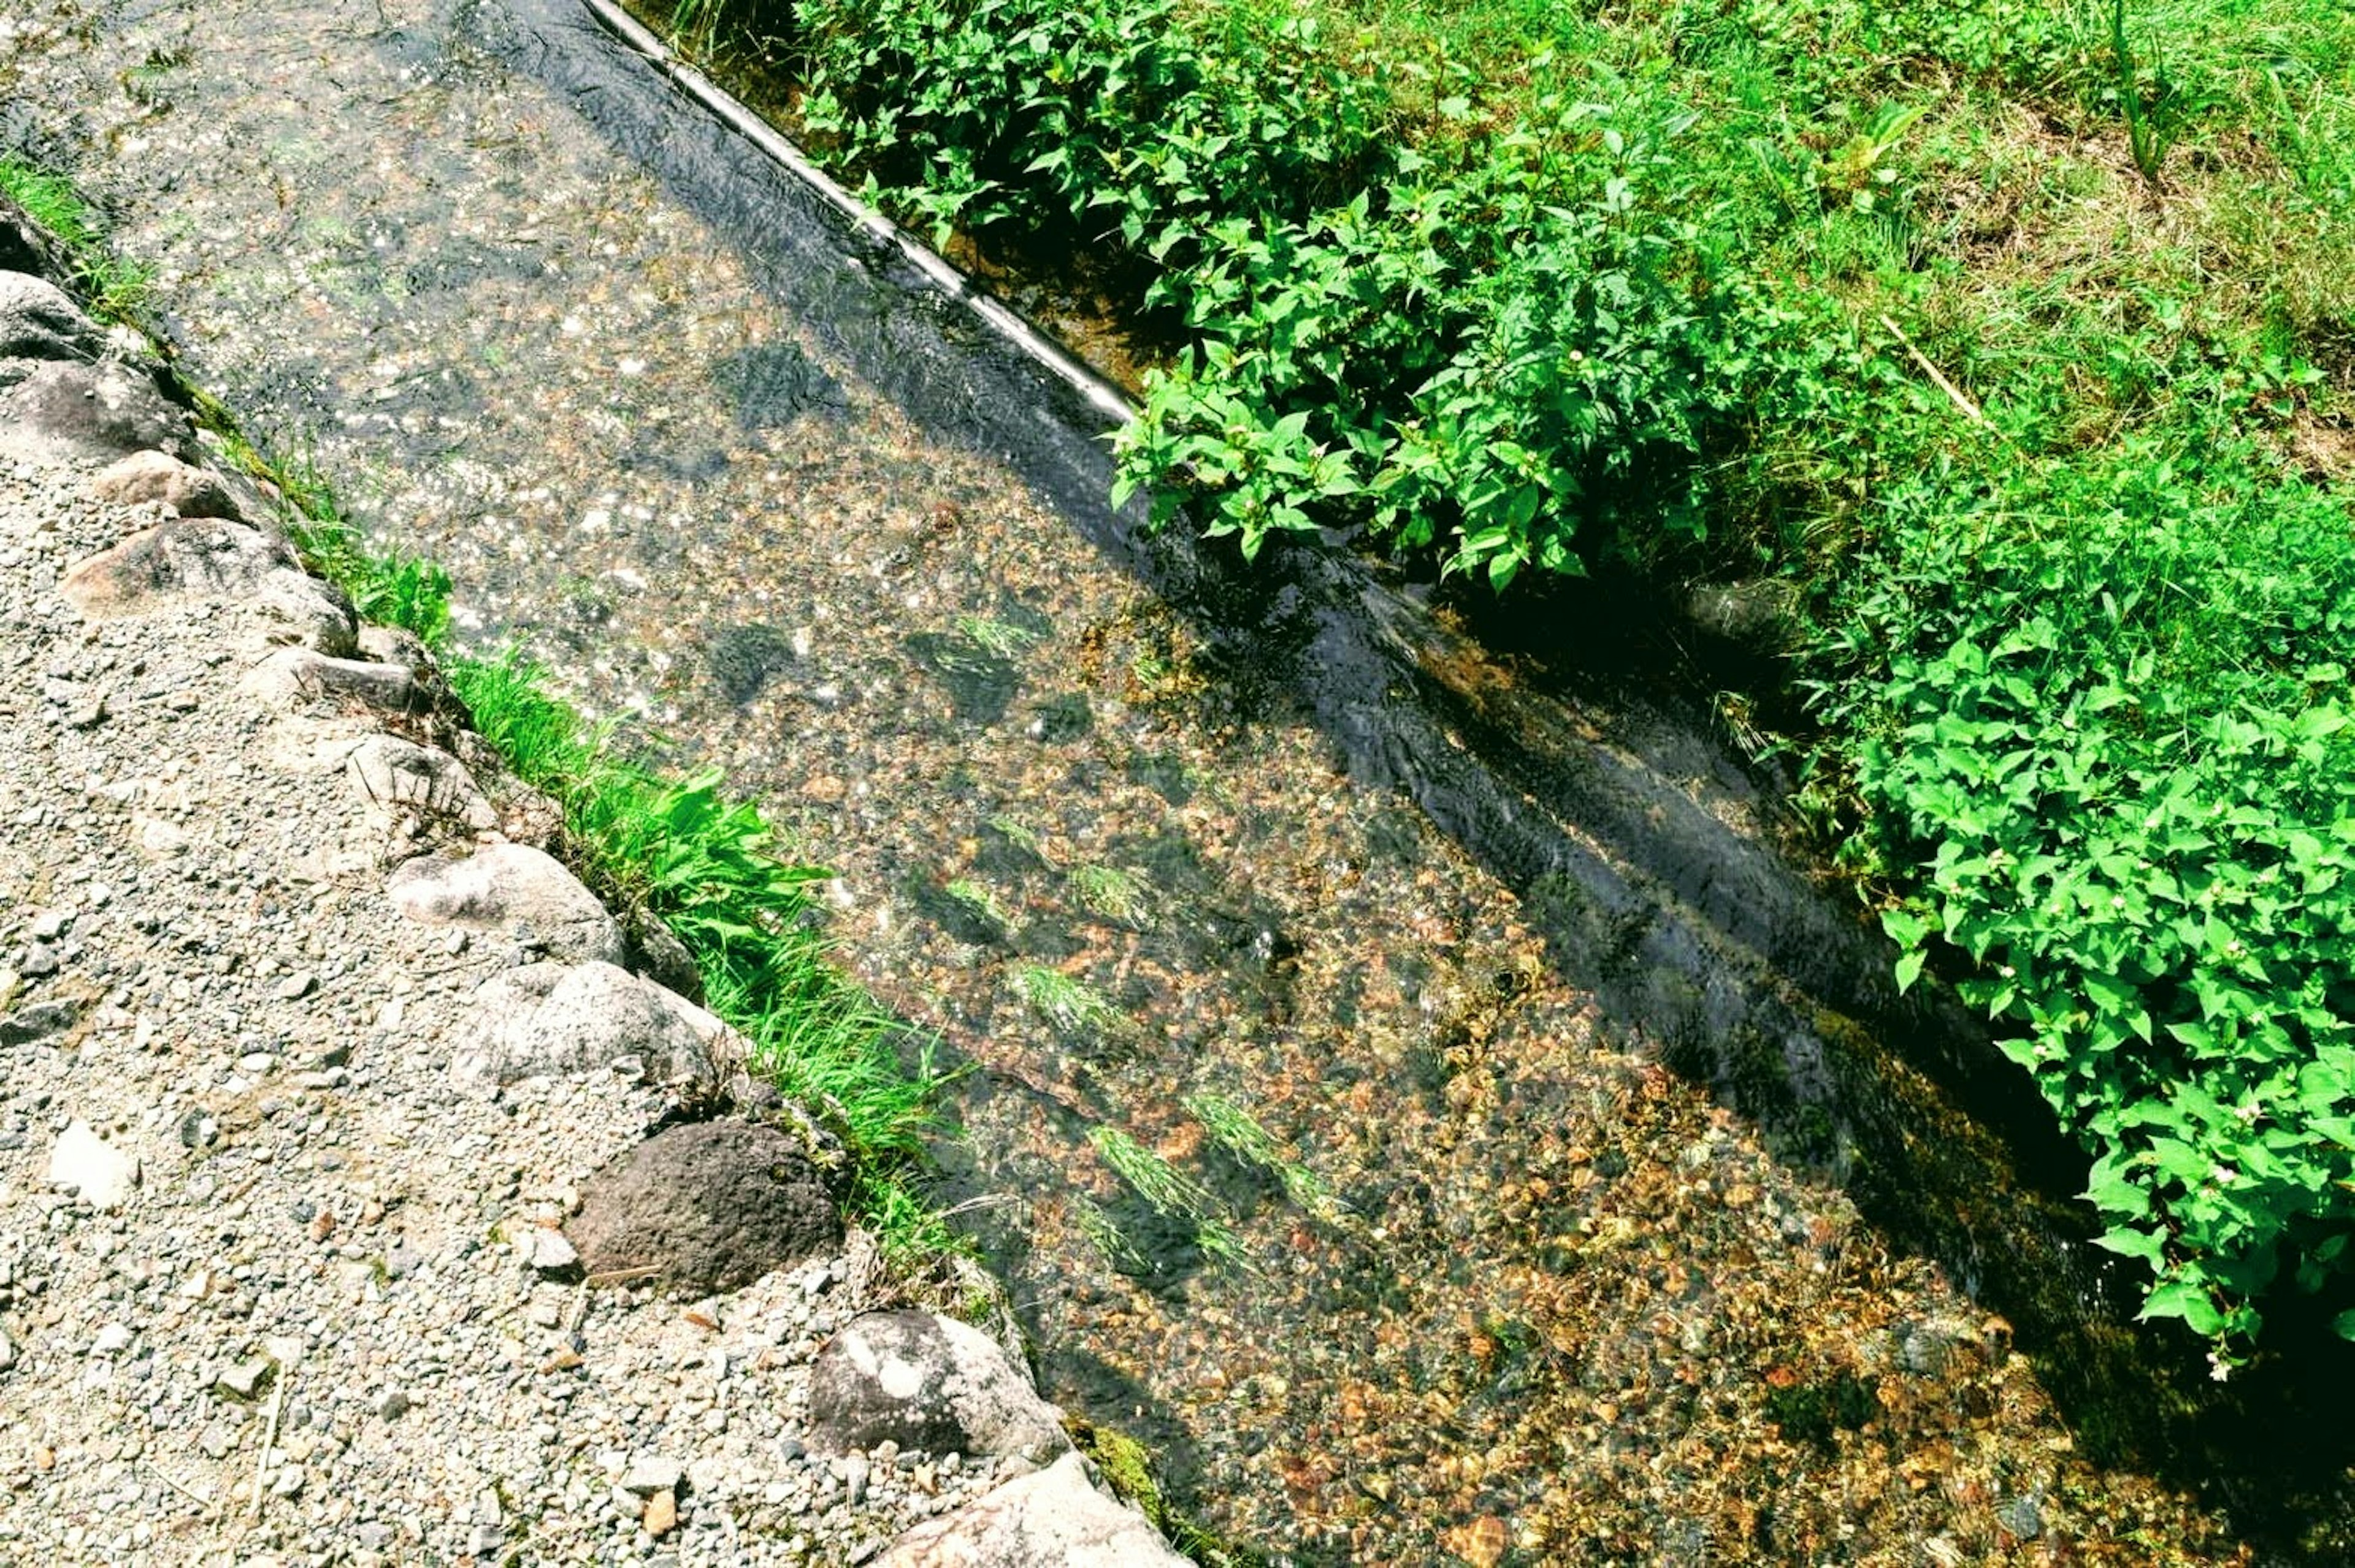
[5,0,2347,1559]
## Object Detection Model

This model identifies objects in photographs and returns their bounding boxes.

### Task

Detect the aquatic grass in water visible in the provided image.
[955,613,1044,659]
[1070,862,1154,928]
[1088,1126,1249,1271]
[1013,961,1125,1036]
[1184,1090,1342,1223]
[943,878,1013,930]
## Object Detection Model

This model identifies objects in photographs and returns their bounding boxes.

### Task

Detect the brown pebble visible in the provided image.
[643,1488,678,1537]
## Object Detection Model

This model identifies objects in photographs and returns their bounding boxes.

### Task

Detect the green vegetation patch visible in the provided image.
[0,155,155,319]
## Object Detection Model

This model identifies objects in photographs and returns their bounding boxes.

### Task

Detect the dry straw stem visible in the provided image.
[1878,312,1991,429]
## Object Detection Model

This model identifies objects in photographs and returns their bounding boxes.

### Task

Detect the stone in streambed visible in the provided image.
[569,1119,840,1295]
[385,843,622,965]
[808,1309,1071,1467]
[878,1451,1190,1568]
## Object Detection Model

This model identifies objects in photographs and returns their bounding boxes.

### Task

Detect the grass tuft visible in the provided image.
[0,154,155,320]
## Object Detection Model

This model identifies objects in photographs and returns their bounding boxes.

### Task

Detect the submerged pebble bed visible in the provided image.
[0,0,2264,1558]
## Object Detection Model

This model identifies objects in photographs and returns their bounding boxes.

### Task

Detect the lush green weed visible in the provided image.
[0,154,154,319]
[1070,863,1154,928]
[1182,1090,1341,1222]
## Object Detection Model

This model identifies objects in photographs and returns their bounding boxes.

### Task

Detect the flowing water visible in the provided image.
[4,0,2350,1559]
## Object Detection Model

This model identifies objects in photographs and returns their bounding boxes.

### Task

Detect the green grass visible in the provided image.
[0,155,155,320]
[661,0,2355,1364]
[1013,961,1127,1036]
[1088,1125,1247,1269]
[1070,862,1154,927]
[1183,1090,1341,1223]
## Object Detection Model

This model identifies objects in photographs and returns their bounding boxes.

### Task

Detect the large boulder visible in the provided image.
[240,646,419,714]
[385,843,623,964]
[0,359,191,464]
[454,960,739,1088]
[568,1119,841,1295]
[0,270,98,363]
[879,1452,1190,1568]
[0,200,71,282]
[808,1310,1071,1467]
[347,735,498,832]
[60,517,358,654]
[86,448,243,519]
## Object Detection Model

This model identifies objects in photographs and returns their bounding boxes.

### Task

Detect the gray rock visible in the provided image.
[0,998,81,1046]
[385,844,623,965]
[0,204,72,281]
[1683,576,1800,654]
[47,1120,139,1210]
[621,1454,683,1496]
[239,645,419,713]
[1997,1491,2044,1540]
[86,449,243,520]
[524,1228,580,1277]
[455,960,738,1088]
[622,908,704,1004]
[878,1452,1189,1568]
[0,271,98,363]
[570,1119,841,1295]
[355,623,429,668]
[347,736,497,833]
[216,1356,275,1400]
[808,1310,1070,1468]
[0,359,191,464]
[60,518,359,654]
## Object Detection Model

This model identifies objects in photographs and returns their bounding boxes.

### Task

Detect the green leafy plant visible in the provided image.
[0,154,154,319]
[1070,863,1154,927]
[2108,0,2176,186]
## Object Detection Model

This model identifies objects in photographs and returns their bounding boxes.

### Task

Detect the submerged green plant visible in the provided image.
[1087,1125,1251,1273]
[943,878,1012,929]
[1070,863,1155,928]
[1013,962,1125,1035]
[957,614,1043,660]
[1090,1126,1219,1220]
[1184,1090,1342,1222]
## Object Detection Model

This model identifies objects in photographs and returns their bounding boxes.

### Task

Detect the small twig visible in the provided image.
[251,1366,287,1523]
[583,1264,663,1287]
[148,1458,215,1518]
[1879,313,1991,429]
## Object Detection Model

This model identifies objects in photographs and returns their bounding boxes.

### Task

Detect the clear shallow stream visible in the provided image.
[3,0,2346,1558]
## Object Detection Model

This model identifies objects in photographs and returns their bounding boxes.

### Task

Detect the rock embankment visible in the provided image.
[0,196,1186,1567]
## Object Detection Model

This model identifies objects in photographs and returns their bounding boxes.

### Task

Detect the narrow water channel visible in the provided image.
[6,0,2349,1559]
